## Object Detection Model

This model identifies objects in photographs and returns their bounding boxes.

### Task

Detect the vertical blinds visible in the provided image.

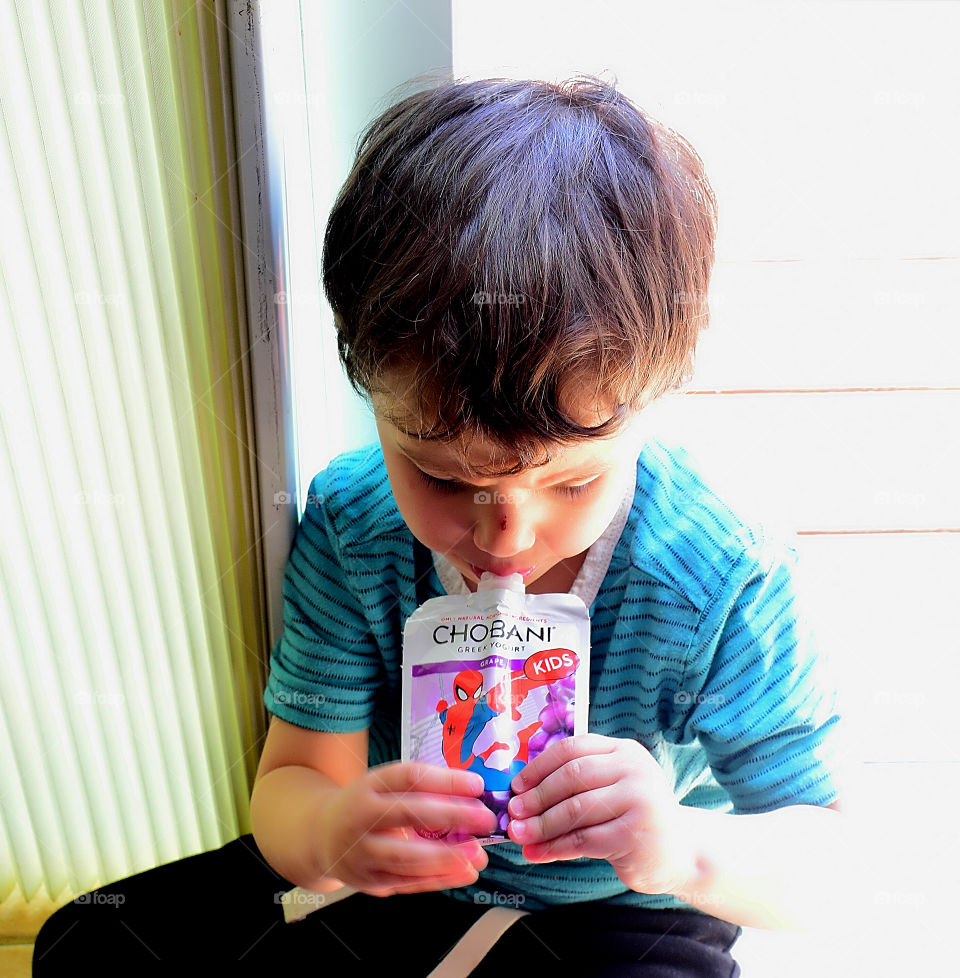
[0,0,268,932]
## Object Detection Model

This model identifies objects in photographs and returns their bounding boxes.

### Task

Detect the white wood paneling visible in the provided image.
[645,390,960,534]
[790,533,959,764]
[691,259,960,391]
[454,0,960,261]
[735,760,958,978]
[447,4,959,973]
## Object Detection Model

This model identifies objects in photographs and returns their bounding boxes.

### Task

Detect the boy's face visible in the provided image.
[373,379,644,594]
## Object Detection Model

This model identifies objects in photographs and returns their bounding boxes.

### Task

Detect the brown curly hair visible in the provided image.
[322,73,717,474]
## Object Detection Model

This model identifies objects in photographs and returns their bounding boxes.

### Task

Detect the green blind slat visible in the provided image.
[0,0,270,929]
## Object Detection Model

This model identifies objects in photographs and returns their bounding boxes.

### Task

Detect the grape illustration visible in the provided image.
[527,676,576,762]
[480,789,512,835]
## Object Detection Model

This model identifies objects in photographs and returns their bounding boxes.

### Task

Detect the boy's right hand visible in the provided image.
[313,762,498,897]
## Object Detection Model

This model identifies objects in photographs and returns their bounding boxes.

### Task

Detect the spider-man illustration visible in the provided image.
[435,666,550,790]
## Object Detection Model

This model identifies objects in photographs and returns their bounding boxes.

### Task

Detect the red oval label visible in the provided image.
[523,647,579,683]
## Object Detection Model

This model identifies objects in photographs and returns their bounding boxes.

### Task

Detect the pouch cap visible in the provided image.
[477,571,525,593]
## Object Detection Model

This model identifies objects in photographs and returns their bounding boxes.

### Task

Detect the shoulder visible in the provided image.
[306,441,406,550]
[622,437,772,615]
[291,442,412,623]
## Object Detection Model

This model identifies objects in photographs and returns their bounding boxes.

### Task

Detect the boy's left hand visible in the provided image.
[506,733,696,896]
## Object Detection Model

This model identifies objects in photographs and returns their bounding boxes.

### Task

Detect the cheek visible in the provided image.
[550,511,606,550]
[557,481,630,545]
[389,469,468,541]
[390,469,427,519]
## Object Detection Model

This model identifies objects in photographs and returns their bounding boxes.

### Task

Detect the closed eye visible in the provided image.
[556,481,596,499]
[415,470,466,494]
[414,468,599,499]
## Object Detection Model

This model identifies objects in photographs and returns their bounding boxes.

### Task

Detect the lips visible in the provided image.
[470,563,534,579]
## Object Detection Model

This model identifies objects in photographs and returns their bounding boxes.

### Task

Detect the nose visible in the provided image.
[472,490,536,557]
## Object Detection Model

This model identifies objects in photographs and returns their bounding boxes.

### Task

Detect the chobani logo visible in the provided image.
[433,619,555,645]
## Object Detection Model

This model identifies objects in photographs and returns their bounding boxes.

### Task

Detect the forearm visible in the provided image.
[249,765,346,892]
[668,803,856,930]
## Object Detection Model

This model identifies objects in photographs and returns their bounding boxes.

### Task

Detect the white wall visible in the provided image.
[452,1,959,974]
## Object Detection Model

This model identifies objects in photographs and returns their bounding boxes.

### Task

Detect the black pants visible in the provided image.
[32,834,742,976]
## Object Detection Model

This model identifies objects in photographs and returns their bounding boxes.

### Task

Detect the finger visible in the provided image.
[369,761,486,797]
[510,733,616,794]
[368,793,499,838]
[362,863,483,897]
[508,783,628,848]
[325,830,486,890]
[354,833,487,888]
[519,820,628,864]
[363,832,488,879]
[508,751,623,821]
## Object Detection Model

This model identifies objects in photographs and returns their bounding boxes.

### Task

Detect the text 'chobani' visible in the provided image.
[432,619,555,645]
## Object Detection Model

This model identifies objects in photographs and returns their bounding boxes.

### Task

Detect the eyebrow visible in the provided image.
[396,444,614,484]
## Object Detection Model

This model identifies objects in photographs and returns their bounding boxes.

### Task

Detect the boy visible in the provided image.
[34,75,846,975]
[251,75,846,973]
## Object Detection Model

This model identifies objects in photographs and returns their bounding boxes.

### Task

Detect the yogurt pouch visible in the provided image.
[401,571,590,845]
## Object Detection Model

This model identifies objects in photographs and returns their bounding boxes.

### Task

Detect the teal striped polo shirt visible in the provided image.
[264,437,842,913]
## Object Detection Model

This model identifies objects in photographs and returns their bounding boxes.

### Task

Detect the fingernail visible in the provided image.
[509,796,524,817]
[511,819,526,840]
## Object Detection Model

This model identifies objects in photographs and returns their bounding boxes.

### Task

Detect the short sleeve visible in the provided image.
[264,471,383,731]
[676,535,844,814]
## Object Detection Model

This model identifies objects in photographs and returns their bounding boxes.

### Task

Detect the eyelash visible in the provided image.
[414,469,597,499]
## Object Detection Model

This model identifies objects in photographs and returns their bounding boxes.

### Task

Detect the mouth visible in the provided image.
[470,563,535,580]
